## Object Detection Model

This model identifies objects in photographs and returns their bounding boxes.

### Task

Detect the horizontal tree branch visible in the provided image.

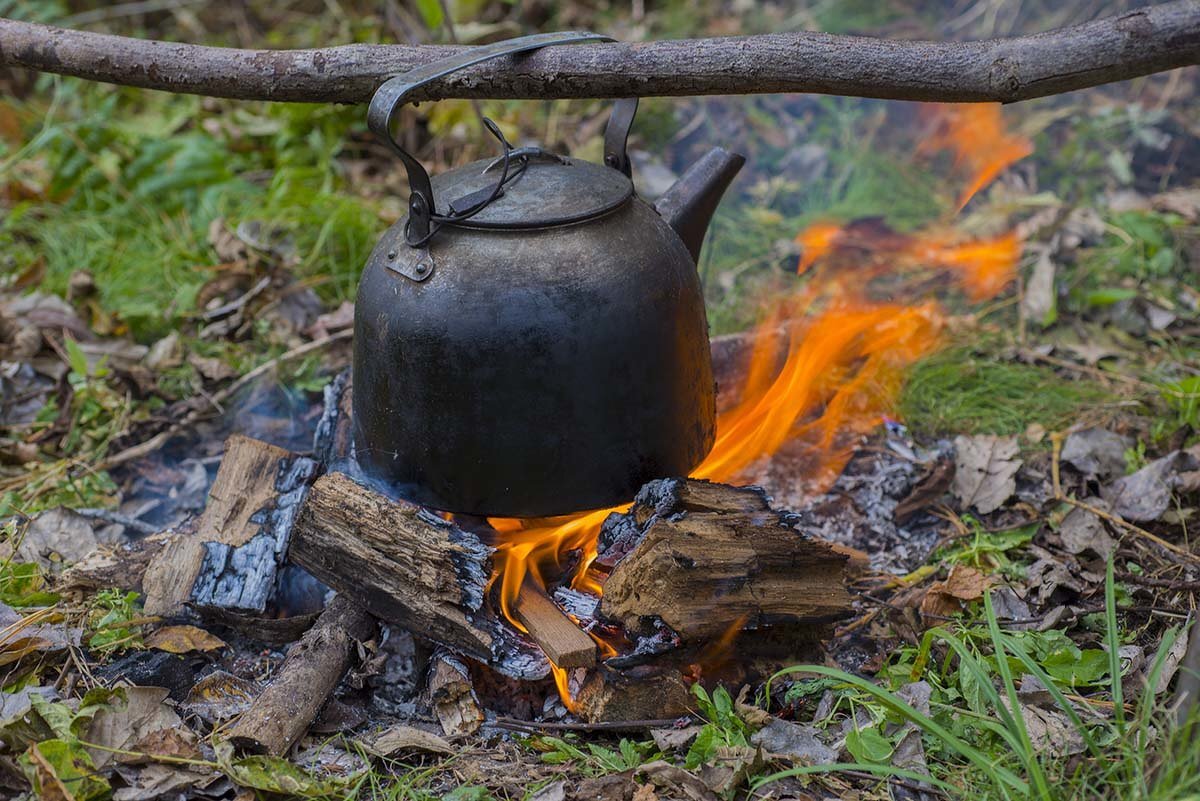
[1,3,1199,105]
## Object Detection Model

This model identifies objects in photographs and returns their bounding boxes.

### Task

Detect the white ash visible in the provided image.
[368,625,421,717]
[791,432,953,575]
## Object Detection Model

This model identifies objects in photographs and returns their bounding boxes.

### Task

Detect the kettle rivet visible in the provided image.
[415,262,429,275]
[387,250,397,260]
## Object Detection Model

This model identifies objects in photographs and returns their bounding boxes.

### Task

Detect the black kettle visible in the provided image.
[353,32,744,516]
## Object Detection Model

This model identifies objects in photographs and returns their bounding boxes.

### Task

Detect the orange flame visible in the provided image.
[486,103,1030,709]
[919,104,1034,210]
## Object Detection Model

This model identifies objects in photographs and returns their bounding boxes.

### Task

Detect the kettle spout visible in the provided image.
[654,147,745,263]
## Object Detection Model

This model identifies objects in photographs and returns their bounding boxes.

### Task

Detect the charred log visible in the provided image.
[287,471,548,679]
[598,479,853,640]
[141,435,316,617]
[425,648,485,737]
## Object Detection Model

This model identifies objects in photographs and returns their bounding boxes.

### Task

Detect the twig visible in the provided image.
[492,715,687,733]
[74,508,159,536]
[1116,570,1200,592]
[1,4,1198,104]
[97,329,352,471]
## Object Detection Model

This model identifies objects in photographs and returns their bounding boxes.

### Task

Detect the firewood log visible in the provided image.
[141,435,317,617]
[287,471,548,679]
[226,594,376,756]
[598,479,853,640]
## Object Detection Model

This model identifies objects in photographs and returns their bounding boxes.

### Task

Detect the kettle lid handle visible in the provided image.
[367,32,637,247]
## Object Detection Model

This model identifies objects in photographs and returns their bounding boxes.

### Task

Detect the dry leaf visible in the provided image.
[636,761,717,801]
[1058,503,1117,558]
[1021,247,1057,328]
[184,671,258,724]
[145,625,227,654]
[953,435,1022,514]
[358,724,453,757]
[118,727,203,765]
[921,565,994,618]
[1102,449,1200,522]
[1061,429,1131,481]
[85,687,184,769]
[632,782,659,801]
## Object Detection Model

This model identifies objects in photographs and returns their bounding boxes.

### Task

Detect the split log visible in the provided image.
[226,594,376,756]
[512,579,597,669]
[574,665,692,724]
[142,435,316,617]
[2,5,1198,104]
[287,471,548,679]
[598,479,853,640]
[425,648,485,737]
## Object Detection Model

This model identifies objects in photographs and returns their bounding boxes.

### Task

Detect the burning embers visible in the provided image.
[485,103,1032,708]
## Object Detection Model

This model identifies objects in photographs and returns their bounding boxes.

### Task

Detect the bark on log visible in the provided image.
[287,471,548,679]
[574,665,692,724]
[226,594,376,756]
[2,4,1198,104]
[598,479,852,640]
[141,435,316,617]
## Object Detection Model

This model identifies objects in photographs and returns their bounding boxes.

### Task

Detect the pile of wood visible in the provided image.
[122,378,855,753]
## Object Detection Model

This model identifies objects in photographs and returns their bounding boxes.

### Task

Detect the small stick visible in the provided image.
[226,594,377,756]
[493,716,686,733]
[512,577,597,669]
[98,329,351,470]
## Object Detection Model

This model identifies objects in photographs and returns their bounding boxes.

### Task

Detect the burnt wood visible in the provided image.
[287,471,548,679]
[425,647,485,737]
[2,4,1198,103]
[141,435,316,617]
[598,479,852,640]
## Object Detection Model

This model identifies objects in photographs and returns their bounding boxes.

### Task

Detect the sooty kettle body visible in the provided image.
[353,32,744,516]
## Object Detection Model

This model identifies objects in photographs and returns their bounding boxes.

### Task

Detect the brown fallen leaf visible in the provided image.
[632,782,659,801]
[953,435,1022,514]
[144,625,227,654]
[636,761,718,801]
[184,671,258,724]
[358,724,453,757]
[921,565,995,618]
[85,686,185,769]
[118,727,203,765]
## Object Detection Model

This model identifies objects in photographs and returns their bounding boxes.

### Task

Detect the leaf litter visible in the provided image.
[1,5,1200,801]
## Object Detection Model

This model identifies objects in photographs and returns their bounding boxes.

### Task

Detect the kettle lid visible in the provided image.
[431,154,634,230]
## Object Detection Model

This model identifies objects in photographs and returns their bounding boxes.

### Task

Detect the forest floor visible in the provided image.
[2,2,1200,800]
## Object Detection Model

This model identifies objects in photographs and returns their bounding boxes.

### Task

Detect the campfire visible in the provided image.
[81,104,1033,747]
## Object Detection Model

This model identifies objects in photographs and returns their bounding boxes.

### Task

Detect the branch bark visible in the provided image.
[2,3,1198,105]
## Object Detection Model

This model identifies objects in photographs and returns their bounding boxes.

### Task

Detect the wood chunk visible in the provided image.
[575,665,691,724]
[142,435,316,617]
[599,479,852,640]
[226,594,376,756]
[425,648,484,737]
[512,579,597,669]
[287,471,547,679]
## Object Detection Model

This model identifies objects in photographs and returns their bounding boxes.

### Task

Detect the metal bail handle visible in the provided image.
[367,31,638,246]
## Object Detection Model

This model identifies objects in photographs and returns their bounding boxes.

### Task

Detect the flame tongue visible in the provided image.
[486,103,1030,706]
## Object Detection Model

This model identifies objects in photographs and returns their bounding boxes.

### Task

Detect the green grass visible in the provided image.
[899,346,1114,437]
[759,561,1200,801]
[1,84,381,341]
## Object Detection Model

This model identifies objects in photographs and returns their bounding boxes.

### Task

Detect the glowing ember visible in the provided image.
[487,103,1030,705]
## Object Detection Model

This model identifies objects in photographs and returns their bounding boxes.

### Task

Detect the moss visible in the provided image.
[899,347,1114,437]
